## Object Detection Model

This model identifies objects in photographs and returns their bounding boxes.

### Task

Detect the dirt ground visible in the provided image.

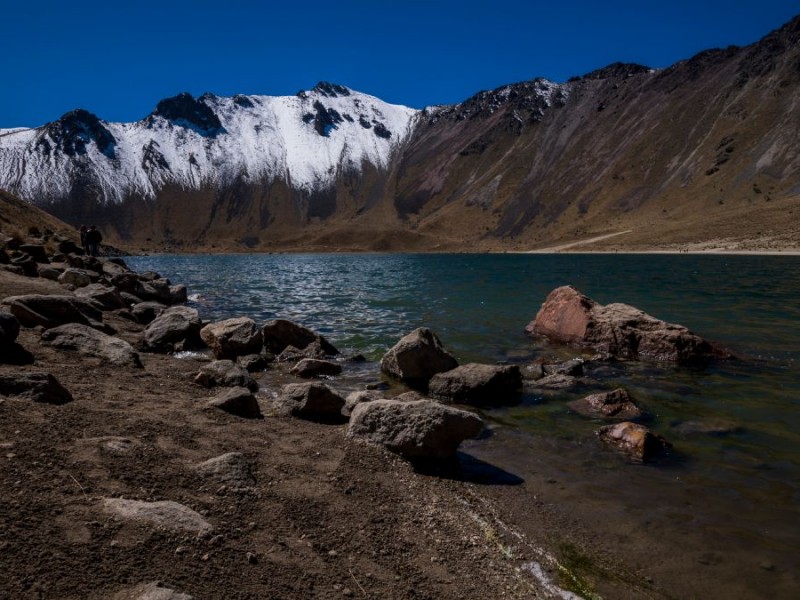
[0,270,669,600]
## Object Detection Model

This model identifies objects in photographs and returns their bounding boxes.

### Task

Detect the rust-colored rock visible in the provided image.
[526,286,729,364]
[597,421,672,462]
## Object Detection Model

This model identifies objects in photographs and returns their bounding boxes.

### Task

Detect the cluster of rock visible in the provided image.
[520,285,734,462]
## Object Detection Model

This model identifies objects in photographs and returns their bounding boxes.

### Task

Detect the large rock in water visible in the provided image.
[428,363,522,406]
[200,317,263,359]
[262,319,338,356]
[347,399,483,459]
[1,294,107,331]
[41,323,142,368]
[380,328,459,388]
[526,286,729,364]
[144,306,203,351]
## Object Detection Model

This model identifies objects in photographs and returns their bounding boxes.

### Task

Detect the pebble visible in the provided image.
[247,552,258,564]
[328,550,338,557]
[175,546,188,555]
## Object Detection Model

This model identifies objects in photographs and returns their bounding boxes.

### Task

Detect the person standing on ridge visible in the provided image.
[79,225,88,254]
[85,225,103,257]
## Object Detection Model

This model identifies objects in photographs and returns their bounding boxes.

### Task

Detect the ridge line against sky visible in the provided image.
[1,0,798,128]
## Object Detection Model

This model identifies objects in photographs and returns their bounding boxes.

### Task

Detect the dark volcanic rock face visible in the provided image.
[37,110,116,159]
[152,93,224,135]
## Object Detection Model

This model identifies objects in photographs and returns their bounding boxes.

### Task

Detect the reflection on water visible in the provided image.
[129,252,800,597]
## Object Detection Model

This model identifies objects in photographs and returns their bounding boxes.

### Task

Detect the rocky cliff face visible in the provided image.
[1,16,799,252]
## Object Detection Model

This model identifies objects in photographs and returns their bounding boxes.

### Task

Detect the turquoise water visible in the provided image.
[128,253,800,596]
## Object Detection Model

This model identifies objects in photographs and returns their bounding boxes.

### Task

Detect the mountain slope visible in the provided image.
[1,16,799,252]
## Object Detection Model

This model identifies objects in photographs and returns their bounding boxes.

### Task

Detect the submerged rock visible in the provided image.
[526,285,730,364]
[347,399,483,459]
[597,421,672,462]
[380,327,459,388]
[568,388,643,420]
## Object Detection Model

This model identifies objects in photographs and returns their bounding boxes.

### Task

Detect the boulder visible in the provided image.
[41,323,142,368]
[543,358,585,377]
[58,268,98,288]
[0,372,73,404]
[143,306,203,351]
[37,265,63,281]
[532,373,580,390]
[200,317,263,359]
[428,363,522,406]
[526,286,729,364]
[274,382,346,422]
[380,328,459,388]
[194,360,258,391]
[237,353,269,372]
[290,358,342,378]
[18,244,49,263]
[0,311,20,346]
[194,452,255,489]
[56,239,82,256]
[262,319,338,356]
[102,498,213,534]
[343,390,384,416]
[169,284,188,304]
[74,283,126,311]
[275,341,330,362]
[131,301,167,324]
[568,388,643,420]
[10,254,37,276]
[347,399,484,459]
[597,421,672,462]
[206,386,262,418]
[110,272,142,295]
[1,294,107,331]
[138,278,173,304]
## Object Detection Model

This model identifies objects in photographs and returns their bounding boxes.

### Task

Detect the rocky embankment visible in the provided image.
[0,232,730,598]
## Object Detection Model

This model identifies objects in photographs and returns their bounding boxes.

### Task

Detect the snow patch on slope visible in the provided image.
[0,85,420,204]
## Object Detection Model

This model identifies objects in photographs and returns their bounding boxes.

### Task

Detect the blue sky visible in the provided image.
[1,1,797,127]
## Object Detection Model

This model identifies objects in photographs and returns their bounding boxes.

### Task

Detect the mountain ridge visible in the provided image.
[1,15,799,253]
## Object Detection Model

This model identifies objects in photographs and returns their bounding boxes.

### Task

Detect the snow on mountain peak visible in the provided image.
[0,85,420,204]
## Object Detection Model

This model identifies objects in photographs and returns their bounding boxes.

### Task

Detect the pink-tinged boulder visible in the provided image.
[597,421,672,462]
[380,328,459,388]
[526,286,729,364]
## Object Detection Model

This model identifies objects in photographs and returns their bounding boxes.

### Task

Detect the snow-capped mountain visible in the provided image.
[0,82,419,204]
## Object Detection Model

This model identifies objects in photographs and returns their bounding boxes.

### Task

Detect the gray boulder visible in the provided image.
[41,323,142,368]
[37,265,63,281]
[526,285,730,364]
[200,317,263,359]
[0,311,20,346]
[138,278,174,304]
[237,353,269,372]
[102,498,213,534]
[143,306,202,351]
[1,294,107,331]
[428,363,522,406]
[194,452,255,489]
[262,319,338,356]
[207,386,262,418]
[58,268,98,288]
[194,360,258,391]
[568,388,643,420]
[131,301,167,324]
[597,421,672,462]
[290,358,342,378]
[543,358,585,377]
[343,390,384,416]
[112,581,195,600]
[275,382,346,422]
[74,283,126,311]
[380,328,459,388]
[169,284,188,304]
[18,244,49,263]
[0,372,73,404]
[347,399,484,459]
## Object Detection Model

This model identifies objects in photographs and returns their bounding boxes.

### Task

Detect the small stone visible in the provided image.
[201,553,210,561]
[247,552,258,564]
[328,550,338,557]
[342,588,354,597]
[175,546,188,555]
